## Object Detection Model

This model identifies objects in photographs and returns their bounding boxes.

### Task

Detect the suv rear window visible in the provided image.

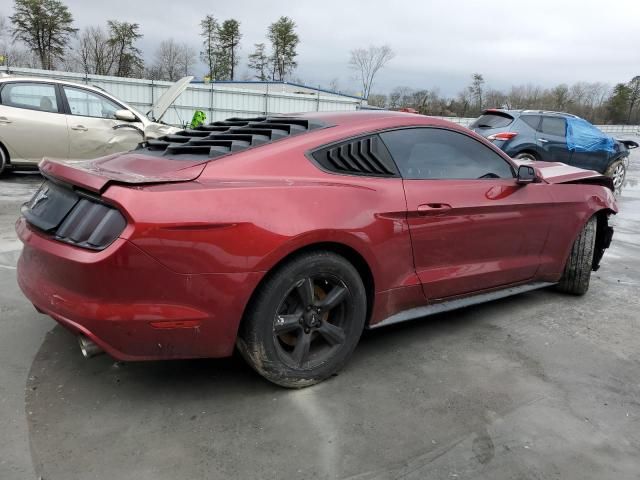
[469,112,514,129]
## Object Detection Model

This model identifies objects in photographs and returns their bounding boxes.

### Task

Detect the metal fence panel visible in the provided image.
[0,66,361,126]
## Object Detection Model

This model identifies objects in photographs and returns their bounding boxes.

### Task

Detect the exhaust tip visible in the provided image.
[78,335,104,359]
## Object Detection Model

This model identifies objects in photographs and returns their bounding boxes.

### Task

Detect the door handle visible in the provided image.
[538,138,549,143]
[0,116,12,124]
[417,203,452,215]
[71,125,88,131]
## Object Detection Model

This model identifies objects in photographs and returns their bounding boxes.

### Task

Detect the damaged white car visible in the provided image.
[0,75,192,174]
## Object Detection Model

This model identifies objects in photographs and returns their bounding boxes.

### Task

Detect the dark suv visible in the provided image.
[469,109,637,190]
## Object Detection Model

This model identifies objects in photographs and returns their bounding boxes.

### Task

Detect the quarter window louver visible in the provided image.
[310,135,399,177]
[138,116,326,160]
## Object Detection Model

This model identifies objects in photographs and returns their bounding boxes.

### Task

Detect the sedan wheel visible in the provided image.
[274,276,349,369]
[610,162,626,190]
[238,251,367,388]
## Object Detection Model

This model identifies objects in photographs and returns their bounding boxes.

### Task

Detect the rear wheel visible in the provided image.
[604,160,626,191]
[238,251,367,388]
[556,216,597,295]
[514,152,538,162]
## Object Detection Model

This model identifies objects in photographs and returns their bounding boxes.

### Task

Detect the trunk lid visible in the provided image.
[39,154,206,193]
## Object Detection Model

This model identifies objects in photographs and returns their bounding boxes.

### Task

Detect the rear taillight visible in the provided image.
[487,132,518,141]
[23,181,126,251]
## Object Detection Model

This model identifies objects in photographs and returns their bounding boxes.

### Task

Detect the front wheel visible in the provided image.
[556,216,597,295]
[604,160,626,191]
[238,251,367,388]
[0,145,8,176]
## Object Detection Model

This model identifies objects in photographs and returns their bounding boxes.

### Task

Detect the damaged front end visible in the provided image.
[593,213,614,272]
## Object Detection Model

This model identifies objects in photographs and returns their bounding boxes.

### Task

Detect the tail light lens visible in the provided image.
[487,132,518,141]
[23,181,126,251]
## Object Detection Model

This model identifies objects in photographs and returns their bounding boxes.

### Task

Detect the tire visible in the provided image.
[238,251,367,388]
[514,152,538,162]
[556,216,597,295]
[604,159,626,191]
[0,144,8,176]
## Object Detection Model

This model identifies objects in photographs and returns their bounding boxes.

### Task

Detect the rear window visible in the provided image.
[469,112,514,129]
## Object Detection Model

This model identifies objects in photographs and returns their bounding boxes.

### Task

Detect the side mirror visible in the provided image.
[114,109,137,122]
[516,165,539,184]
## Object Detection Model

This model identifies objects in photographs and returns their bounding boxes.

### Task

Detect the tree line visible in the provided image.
[1,0,302,83]
[367,73,640,125]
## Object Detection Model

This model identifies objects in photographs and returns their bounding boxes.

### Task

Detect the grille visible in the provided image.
[137,116,326,160]
[23,182,126,251]
[311,135,399,177]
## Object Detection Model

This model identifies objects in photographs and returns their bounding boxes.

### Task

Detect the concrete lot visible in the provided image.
[1,148,639,480]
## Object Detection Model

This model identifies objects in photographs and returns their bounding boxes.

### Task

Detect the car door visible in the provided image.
[537,116,571,163]
[61,85,144,159]
[379,127,555,300]
[0,81,69,164]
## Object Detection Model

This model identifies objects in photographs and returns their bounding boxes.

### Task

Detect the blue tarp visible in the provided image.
[566,117,616,153]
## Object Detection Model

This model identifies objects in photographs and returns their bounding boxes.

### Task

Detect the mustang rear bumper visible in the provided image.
[16,217,263,361]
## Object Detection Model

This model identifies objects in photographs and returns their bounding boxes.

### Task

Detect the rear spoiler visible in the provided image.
[482,109,514,119]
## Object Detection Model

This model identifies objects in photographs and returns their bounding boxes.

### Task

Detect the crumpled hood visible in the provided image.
[39,154,206,193]
[513,159,614,189]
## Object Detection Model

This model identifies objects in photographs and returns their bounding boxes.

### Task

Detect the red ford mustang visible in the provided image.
[16,111,617,387]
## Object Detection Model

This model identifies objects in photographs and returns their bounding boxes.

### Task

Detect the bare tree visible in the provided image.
[150,39,196,81]
[75,26,116,75]
[349,45,395,99]
[626,76,640,123]
[177,43,197,77]
[0,15,35,68]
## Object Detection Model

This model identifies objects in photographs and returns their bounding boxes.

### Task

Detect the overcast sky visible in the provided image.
[34,0,640,96]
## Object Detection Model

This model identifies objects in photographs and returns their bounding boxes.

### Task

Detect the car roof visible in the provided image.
[270,110,463,128]
[483,108,580,119]
[0,75,111,95]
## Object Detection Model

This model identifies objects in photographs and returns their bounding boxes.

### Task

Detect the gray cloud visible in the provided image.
[44,0,640,96]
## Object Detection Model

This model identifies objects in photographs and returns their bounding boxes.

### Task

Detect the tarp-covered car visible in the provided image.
[0,75,192,174]
[469,109,638,190]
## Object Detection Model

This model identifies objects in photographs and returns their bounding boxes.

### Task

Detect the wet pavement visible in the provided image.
[0,147,639,480]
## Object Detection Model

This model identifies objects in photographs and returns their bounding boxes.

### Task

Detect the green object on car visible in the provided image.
[190,110,207,129]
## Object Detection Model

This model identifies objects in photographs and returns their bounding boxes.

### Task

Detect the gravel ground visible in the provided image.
[0,144,639,480]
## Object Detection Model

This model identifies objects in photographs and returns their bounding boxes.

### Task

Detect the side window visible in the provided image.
[520,115,541,130]
[540,117,566,137]
[380,128,514,180]
[0,83,59,113]
[63,86,121,119]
